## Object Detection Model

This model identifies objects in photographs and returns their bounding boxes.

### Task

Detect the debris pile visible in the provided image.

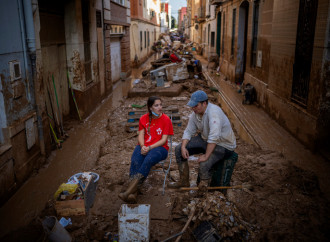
[182,191,258,240]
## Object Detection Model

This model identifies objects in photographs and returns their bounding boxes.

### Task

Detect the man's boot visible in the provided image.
[118,174,142,202]
[198,178,211,195]
[168,162,190,188]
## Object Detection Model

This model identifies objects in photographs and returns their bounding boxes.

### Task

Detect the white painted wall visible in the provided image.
[130,21,160,62]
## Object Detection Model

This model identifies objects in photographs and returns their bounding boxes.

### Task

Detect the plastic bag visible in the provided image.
[54,183,78,200]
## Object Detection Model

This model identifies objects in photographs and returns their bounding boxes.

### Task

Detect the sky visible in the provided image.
[162,0,187,21]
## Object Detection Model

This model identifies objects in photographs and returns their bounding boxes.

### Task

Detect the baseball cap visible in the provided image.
[187,90,208,107]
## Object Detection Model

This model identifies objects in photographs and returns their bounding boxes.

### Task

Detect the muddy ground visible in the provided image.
[2,77,330,241]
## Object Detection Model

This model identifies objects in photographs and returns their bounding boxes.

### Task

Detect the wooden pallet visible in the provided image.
[126,105,182,132]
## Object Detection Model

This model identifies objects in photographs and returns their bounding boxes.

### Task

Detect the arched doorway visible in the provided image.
[236,1,249,83]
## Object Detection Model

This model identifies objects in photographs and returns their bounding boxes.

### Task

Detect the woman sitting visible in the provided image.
[119,96,174,203]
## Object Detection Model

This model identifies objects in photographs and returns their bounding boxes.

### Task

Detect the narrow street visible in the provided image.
[1,52,329,241]
[1,0,329,241]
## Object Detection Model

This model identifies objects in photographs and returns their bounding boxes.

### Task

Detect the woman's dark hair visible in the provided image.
[147,96,162,133]
[147,96,162,113]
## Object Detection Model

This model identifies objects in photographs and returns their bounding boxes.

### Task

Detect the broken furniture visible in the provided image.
[54,172,99,216]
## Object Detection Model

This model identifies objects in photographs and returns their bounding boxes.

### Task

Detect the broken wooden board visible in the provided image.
[126,105,182,132]
[126,120,182,132]
[128,105,179,116]
[166,62,189,82]
[128,84,182,98]
[55,200,86,216]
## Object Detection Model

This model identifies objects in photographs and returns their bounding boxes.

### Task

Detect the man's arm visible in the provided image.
[181,139,190,159]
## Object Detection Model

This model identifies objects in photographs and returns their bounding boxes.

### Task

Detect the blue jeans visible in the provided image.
[130,145,168,178]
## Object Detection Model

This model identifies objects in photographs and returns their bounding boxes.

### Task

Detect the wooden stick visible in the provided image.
[179,184,252,191]
[174,207,196,242]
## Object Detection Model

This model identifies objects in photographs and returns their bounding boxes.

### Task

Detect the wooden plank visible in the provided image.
[127,113,181,120]
[128,105,179,115]
[55,200,86,216]
[126,120,182,132]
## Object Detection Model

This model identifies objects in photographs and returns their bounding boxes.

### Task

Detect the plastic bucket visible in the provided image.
[42,216,71,242]
[68,172,100,183]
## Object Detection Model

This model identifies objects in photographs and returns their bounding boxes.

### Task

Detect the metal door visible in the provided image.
[110,37,121,82]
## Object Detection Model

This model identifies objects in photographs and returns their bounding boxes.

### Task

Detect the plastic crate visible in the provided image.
[118,204,150,241]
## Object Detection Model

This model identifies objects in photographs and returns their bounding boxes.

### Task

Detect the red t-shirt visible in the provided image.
[139,113,174,150]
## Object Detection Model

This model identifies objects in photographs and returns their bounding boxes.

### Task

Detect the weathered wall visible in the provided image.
[0,0,44,204]
[130,20,160,65]
[215,0,330,149]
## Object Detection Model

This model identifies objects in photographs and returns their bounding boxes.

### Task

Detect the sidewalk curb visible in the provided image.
[202,71,260,148]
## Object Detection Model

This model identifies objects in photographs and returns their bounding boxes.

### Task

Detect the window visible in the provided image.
[144,31,146,48]
[231,9,236,56]
[251,0,260,67]
[140,31,143,51]
[211,31,215,47]
[96,10,102,28]
[208,24,210,44]
[222,12,225,54]
[148,31,150,46]
[113,0,125,6]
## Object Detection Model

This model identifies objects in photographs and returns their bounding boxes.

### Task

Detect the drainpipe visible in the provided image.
[17,0,29,99]
[22,0,46,155]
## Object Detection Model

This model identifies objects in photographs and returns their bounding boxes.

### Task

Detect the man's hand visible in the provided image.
[181,147,189,159]
[141,145,149,155]
[198,154,208,163]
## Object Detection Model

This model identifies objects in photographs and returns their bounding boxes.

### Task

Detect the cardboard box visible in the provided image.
[55,200,85,216]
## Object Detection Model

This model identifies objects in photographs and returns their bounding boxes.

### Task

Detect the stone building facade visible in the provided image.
[130,0,161,66]
[210,0,330,153]
[0,0,132,205]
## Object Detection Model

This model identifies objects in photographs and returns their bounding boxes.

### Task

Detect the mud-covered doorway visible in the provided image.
[235,0,249,83]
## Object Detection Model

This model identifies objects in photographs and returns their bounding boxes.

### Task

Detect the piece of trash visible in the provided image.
[209,87,219,92]
[188,156,199,161]
[104,232,118,241]
[194,75,199,79]
[131,104,146,108]
[133,79,140,84]
[59,217,72,227]
[172,97,188,101]
[172,141,180,147]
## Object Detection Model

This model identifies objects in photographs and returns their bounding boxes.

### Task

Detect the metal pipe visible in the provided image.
[22,0,46,155]
[23,0,36,53]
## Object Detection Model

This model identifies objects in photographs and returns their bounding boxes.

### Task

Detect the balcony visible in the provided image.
[210,0,228,5]
[197,7,206,22]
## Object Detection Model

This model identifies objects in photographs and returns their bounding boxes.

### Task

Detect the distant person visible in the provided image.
[119,96,174,203]
[168,90,236,189]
